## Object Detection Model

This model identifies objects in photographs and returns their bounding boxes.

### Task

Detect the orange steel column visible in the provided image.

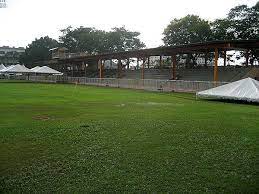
[171,54,177,80]
[141,58,145,79]
[214,48,219,82]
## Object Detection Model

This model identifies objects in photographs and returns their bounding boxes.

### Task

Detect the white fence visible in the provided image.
[26,75,228,93]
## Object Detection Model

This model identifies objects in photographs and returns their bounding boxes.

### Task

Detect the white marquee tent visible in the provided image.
[0,64,32,74]
[197,77,259,103]
[31,66,63,75]
[0,64,6,70]
[31,66,41,72]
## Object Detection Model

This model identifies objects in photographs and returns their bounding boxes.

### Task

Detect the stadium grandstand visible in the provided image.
[34,40,259,82]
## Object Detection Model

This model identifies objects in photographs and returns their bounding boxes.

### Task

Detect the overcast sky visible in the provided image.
[0,0,257,48]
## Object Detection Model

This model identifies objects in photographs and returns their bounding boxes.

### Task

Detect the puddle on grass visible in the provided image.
[135,102,184,107]
[115,103,126,107]
[114,102,184,107]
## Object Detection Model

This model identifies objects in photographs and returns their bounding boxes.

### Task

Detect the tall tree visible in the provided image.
[211,2,259,64]
[162,15,212,46]
[106,27,145,52]
[59,26,145,54]
[20,36,59,65]
[59,26,107,53]
[211,19,233,40]
[228,3,259,40]
[212,2,259,40]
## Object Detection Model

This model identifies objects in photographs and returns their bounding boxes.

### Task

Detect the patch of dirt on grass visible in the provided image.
[32,115,50,121]
[80,124,90,128]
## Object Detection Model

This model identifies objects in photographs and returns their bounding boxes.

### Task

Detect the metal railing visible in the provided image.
[26,76,228,93]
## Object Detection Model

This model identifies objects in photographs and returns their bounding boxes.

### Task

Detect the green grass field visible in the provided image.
[0,82,258,193]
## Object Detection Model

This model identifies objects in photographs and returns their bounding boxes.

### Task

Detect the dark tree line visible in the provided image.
[59,26,145,54]
[20,26,145,65]
[163,1,259,45]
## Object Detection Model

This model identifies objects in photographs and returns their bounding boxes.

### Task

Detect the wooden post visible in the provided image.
[62,64,64,76]
[205,51,208,67]
[98,59,103,78]
[171,54,177,80]
[159,55,162,69]
[141,58,145,79]
[245,50,249,67]
[117,59,121,78]
[147,57,150,69]
[110,59,113,69]
[75,64,77,77]
[65,64,68,76]
[83,61,86,77]
[102,60,105,78]
[62,64,65,76]
[72,64,74,77]
[127,58,130,69]
[214,48,219,82]
[223,50,227,67]
[137,58,139,69]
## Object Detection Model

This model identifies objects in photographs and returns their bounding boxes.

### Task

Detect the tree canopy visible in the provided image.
[59,26,106,53]
[59,26,145,54]
[20,27,145,64]
[212,2,259,40]
[163,15,212,46]
[163,2,259,46]
[20,36,59,65]
[105,27,145,52]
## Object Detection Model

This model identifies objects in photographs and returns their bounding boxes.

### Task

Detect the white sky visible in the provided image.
[0,0,257,48]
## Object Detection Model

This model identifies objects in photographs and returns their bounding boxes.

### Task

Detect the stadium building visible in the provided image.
[36,40,259,82]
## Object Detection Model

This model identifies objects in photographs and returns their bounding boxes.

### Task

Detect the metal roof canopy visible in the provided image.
[57,40,259,62]
[34,40,259,82]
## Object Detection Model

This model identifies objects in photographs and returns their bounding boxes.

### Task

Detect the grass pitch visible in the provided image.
[0,82,258,193]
